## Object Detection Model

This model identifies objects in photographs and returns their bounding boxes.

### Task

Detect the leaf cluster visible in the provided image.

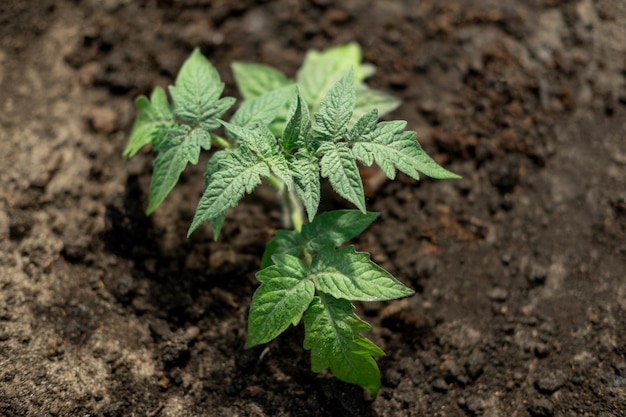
[126,45,457,236]
[247,210,413,396]
[124,44,459,395]
[124,49,236,214]
[188,64,459,240]
[232,43,399,136]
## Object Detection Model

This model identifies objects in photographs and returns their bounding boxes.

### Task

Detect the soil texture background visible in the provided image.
[1,1,625,416]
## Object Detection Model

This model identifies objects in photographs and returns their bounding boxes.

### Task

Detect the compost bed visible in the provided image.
[0,1,625,416]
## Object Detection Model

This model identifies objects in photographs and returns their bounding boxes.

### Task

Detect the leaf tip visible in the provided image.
[243,338,257,349]
[190,46,204,58]
[366,382,381,398]
[431,169,462,180]
[145,201,158,216]
[187,218,201,238]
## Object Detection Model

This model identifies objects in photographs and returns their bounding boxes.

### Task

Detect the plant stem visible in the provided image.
[284,186,304,233]
[210,132,232,149]
[267,177,304,232]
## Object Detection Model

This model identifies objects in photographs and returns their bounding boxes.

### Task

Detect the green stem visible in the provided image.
[210,132,232,149]
[267,177,304,232]
[303,246,313,266]
[283,186,304,233]
[266,175,283,191]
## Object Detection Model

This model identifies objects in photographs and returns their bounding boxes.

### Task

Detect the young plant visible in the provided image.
[124,43,459,396]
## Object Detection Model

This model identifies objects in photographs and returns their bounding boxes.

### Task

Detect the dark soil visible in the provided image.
[1,1,625,416]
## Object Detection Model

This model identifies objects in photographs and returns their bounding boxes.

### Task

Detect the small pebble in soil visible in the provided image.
[157,376,170,390]
[535,370,567,394]
[431,378,448,393]
[182,326,200,344]
[527,398,554,417]
[419,351,440,371]
[458,395,484,416]
[111,273,135,304]
[160,338,190,368]
[415,254,440,278]
[534,342,551,358]
[61,237,90,262]
[487,287,509,302]
[398,356,421,384]
[149,319,172,341]
[612,360,626,377]
[241,385,264,398]
[0,308,11,321]
[488,155,520,192]
[465,350,486,380]
[85,106,119,133]
[528,263,548,286]
[8,210,33,241]
[384,368,402,388]
[0,207,9,241]
[441,358,467,385]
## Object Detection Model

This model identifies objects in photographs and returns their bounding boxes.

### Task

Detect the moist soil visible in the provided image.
[1,1,625,416]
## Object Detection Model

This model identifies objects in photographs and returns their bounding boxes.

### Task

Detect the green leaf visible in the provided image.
[223,122,294,189]
[352,85,400,126]
[313,69,355,140]
[312,246,414,301]
[124,87,174,158]
[262,210,381,268]
[301,210,379,252]
[261,229,306,269]
[200,150,229,240]
[297,43,374,114]
[351,121,460,180]
[409,135,461,179]
[312,43,375,83]
[282,90,311,151]
[147,124,209,214]
[291,149,320,222]
[232,62,293,100]
[304,295,384,397]
[169,48,235,130]
[246,254,315,347]
[232,62,294,135]
[266,153,294,190]
[188,147,269,236]
[318,141,365,212]
[203,96,237,130]
[346,108,378,142]
[206,210,226,241]
[225,122,296,190]
[148,148,186,215]
[222,122,275,159]
[350,120,413,180]
[230,85,296,129]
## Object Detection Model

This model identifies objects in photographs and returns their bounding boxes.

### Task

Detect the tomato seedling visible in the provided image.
[124,43,459,396]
